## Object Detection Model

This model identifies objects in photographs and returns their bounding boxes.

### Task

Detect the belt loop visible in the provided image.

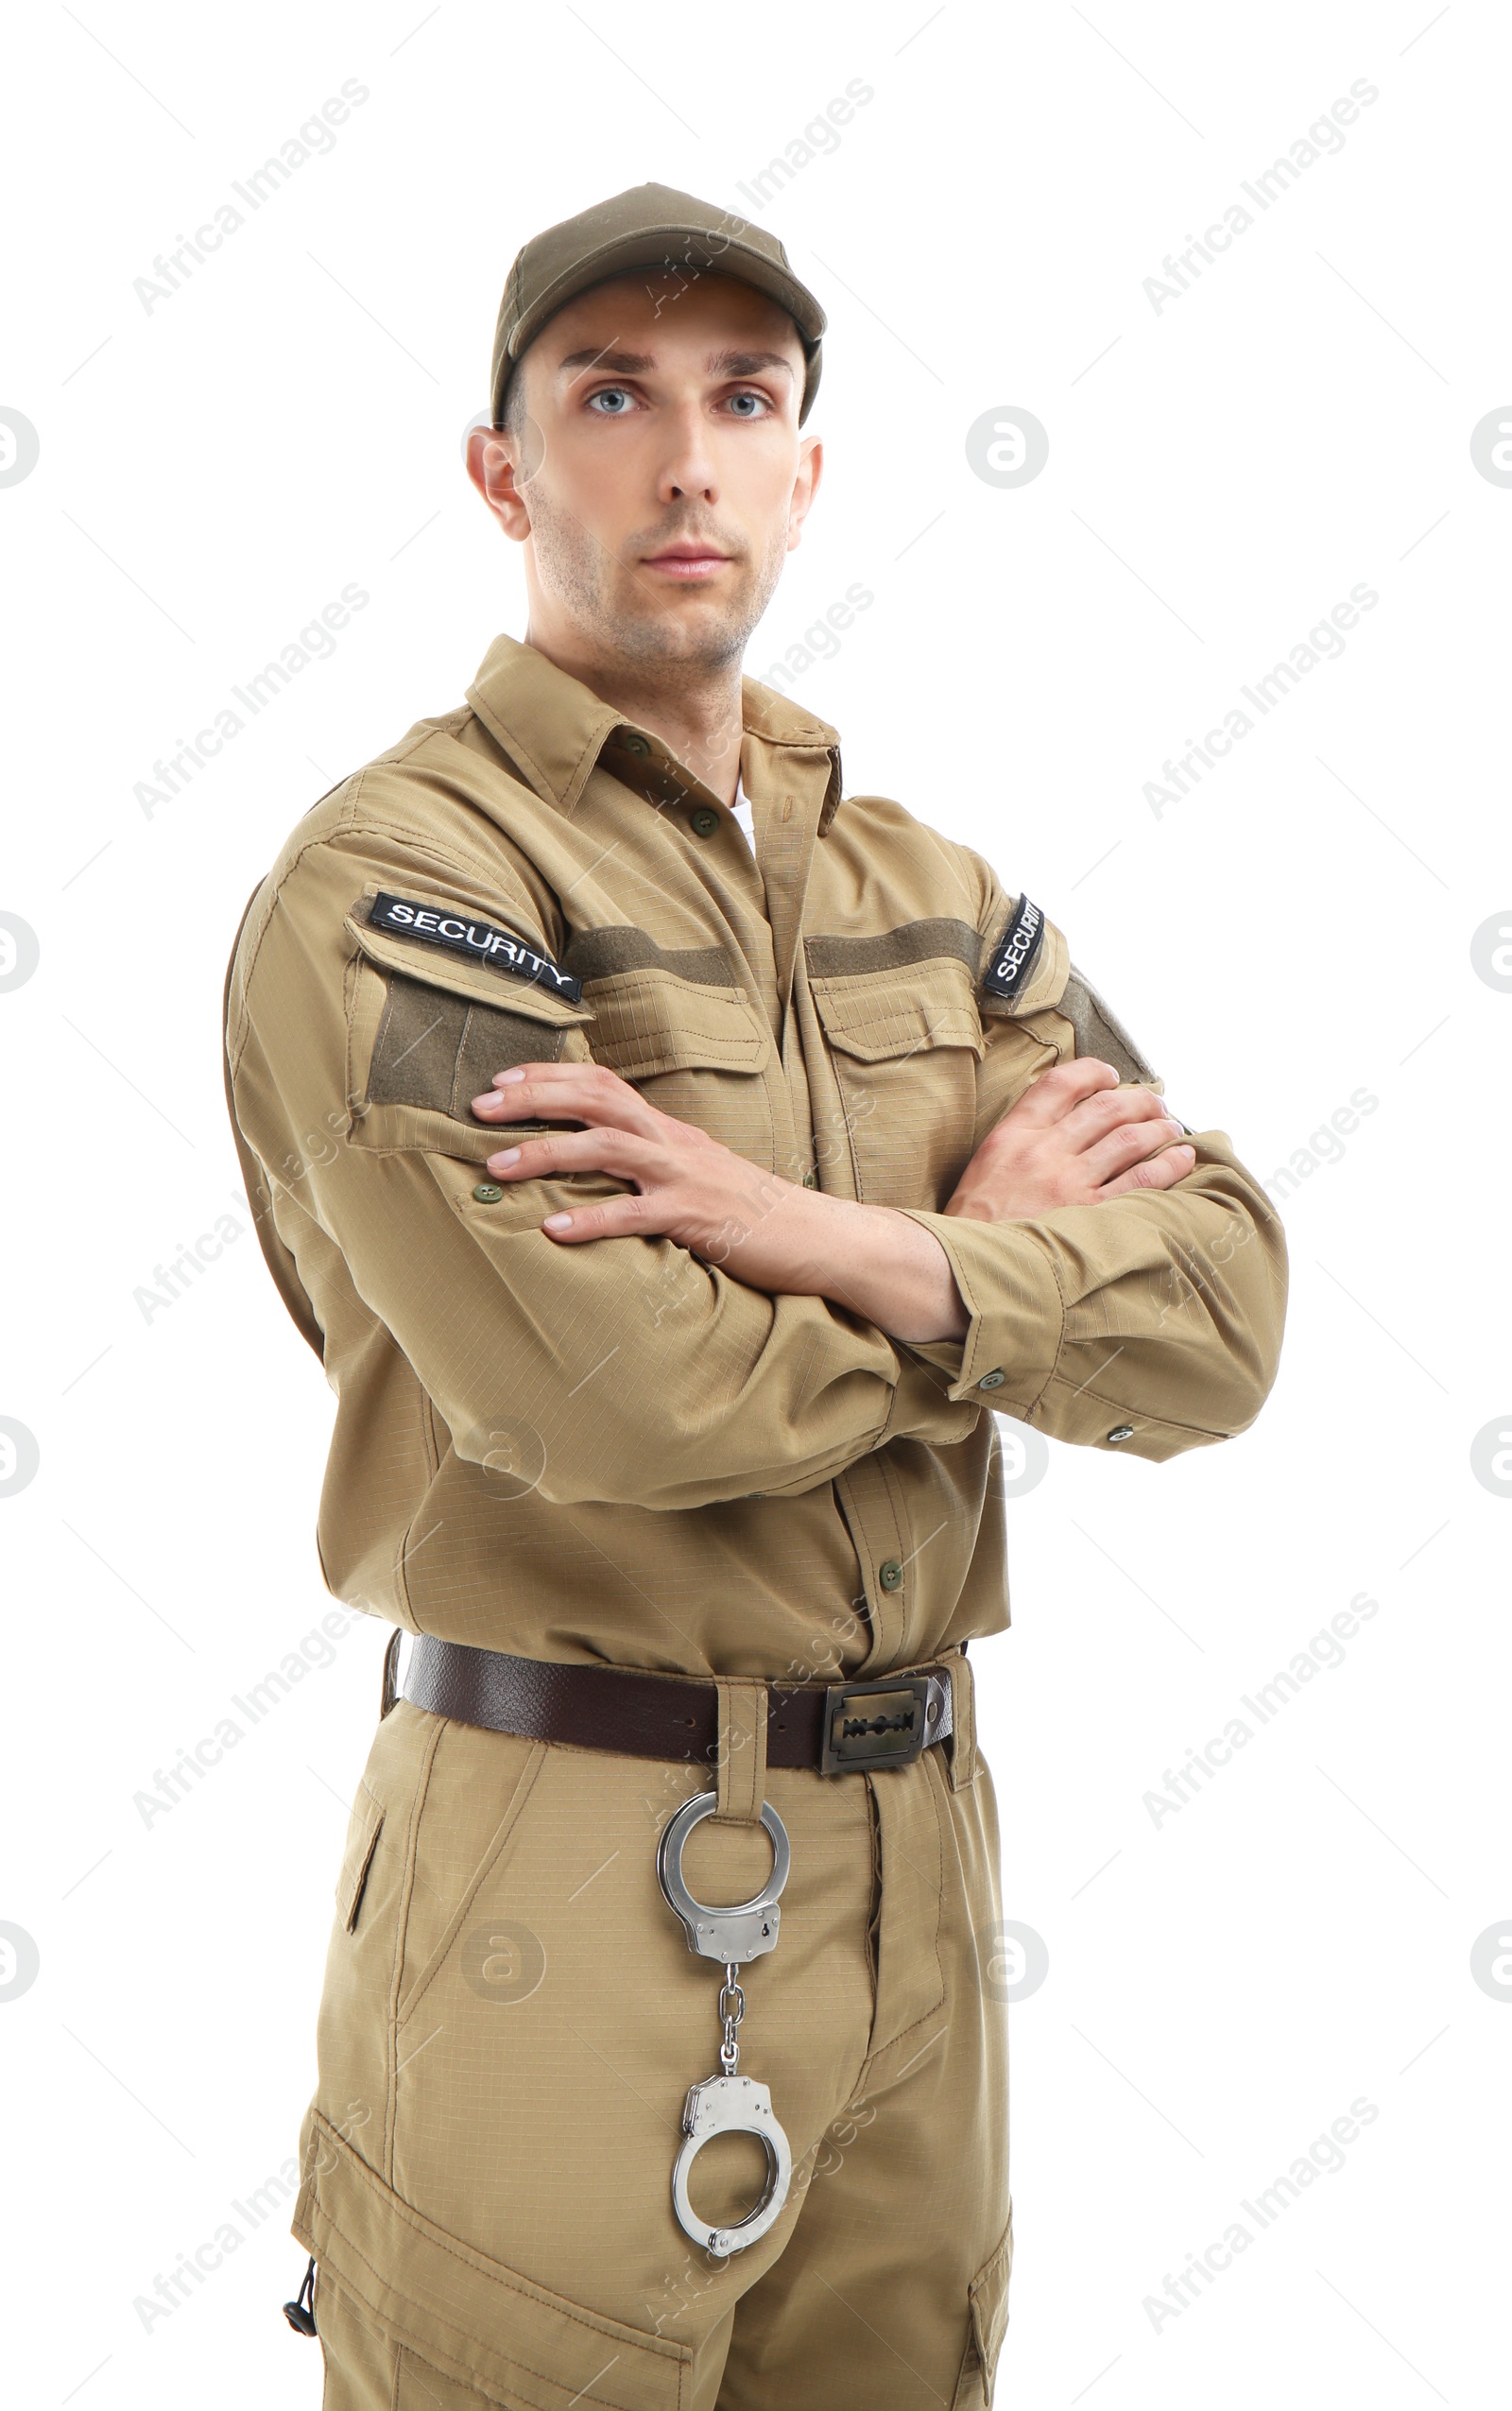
[380,1627,403,1719]
[946,1649,977,1790]
[712,1678,768,1824]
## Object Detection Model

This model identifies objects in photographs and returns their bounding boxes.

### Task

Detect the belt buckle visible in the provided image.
[819,1674,932,1775]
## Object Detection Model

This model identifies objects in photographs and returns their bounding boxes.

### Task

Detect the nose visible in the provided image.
[658,400,718,507]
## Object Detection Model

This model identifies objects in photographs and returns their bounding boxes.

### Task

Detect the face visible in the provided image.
[468,270,821,672]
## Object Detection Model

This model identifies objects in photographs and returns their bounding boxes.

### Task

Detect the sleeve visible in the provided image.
[897,863,1288,1463]
[226,821,979,1513]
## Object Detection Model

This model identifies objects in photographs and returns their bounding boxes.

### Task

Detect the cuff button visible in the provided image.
[1106,1423,1135,1444]
[976,1369,1005,1390]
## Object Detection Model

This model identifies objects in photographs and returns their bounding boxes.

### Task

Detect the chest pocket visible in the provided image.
[806,922,985,1209]
[344,906,593,1162]
[564,928,776,1162]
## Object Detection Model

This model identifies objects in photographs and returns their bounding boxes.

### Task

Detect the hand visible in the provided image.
[945,1058,1195,1222]
[470,1060,968,1342]
[474,1060,790,1261]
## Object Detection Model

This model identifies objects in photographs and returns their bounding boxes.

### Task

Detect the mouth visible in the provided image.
[640,543,733,582]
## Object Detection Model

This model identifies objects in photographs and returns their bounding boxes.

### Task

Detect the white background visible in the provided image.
[2,3,1507,2405]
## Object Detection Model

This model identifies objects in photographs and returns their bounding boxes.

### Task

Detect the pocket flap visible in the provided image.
[346,891,592,1028]
[584,967,771,1079]
[809,956,984,1063]
[336,1781,385,1933]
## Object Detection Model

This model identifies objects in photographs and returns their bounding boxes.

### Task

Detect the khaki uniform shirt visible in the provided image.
[225,634,1286,1684]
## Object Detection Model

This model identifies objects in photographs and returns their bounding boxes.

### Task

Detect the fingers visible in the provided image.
[1006,1058,1121,1125]
[541,1194,661,1243]
[1062,1081,1172,1149]
[485,1125,664,1182]
[471,1060,665,1143]
[1095,1142,1197,1200]
[1079,1111,1189,1184]
[472,1060,724,1152]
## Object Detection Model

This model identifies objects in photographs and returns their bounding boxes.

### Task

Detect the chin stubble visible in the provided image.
[526,486,790,670]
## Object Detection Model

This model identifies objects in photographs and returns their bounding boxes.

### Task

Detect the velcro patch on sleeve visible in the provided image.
[980,894,1045,1004]
[367,892,582,1003]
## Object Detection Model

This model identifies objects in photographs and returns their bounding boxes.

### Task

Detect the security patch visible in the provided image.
[366,893,582,1002]
[980,894,1045,1004]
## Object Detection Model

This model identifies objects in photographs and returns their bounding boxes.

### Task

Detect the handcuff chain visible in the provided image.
[719,1962,745,2074]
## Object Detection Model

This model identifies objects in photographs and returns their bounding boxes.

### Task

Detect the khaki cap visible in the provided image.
[490,181,826,429]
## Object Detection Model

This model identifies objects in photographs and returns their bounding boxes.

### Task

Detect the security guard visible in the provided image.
[225,184,1286,2409]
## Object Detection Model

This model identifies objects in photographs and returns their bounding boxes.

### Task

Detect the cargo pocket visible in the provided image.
[342,895,594,1162]
[806,929,984,1208]
[294,2110,694,2410]
[952,2207,1013,2409]
[335,1780,385,1935]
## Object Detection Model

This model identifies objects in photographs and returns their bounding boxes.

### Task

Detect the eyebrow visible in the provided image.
[705,349,796,380]
[557,347,655,375]
[556,345,796,381]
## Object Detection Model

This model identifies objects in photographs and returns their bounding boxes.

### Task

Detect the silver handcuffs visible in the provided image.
[656,1789,794,2257]
[656,1792,789,1961]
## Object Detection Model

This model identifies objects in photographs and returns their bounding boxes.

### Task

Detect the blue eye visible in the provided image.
[728,392,766,417]
[588,388,633,414]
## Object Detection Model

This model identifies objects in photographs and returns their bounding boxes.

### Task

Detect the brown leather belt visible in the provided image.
[395,1634,955,1776]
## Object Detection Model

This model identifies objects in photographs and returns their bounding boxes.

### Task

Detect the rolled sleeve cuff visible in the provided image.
[896,1209,1066,1410]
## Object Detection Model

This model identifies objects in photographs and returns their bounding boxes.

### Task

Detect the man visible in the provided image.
[225,183,1285,2410]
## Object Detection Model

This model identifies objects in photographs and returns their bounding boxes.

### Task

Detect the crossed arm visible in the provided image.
[471,1057,1196,1346]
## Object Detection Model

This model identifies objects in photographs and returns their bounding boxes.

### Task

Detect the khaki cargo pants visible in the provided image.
[293,1657,1011,2409]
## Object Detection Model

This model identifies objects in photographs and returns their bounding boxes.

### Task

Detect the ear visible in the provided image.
[467,423,532,541]
[785,434,824,554]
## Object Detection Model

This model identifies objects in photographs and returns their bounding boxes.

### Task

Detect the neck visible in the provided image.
[524,626,746,806]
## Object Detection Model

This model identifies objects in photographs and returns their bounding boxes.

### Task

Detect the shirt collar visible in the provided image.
[465,631,843,832]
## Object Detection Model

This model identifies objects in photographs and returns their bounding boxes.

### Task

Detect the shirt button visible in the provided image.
[977,1369,1005,1390]
[690,806,719,837]
[472,1181,505,1203]
[622,732,650,756]
[878,1559,903,1592]
[1106,1423,1135,1444]
[801,1169,819,1189]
